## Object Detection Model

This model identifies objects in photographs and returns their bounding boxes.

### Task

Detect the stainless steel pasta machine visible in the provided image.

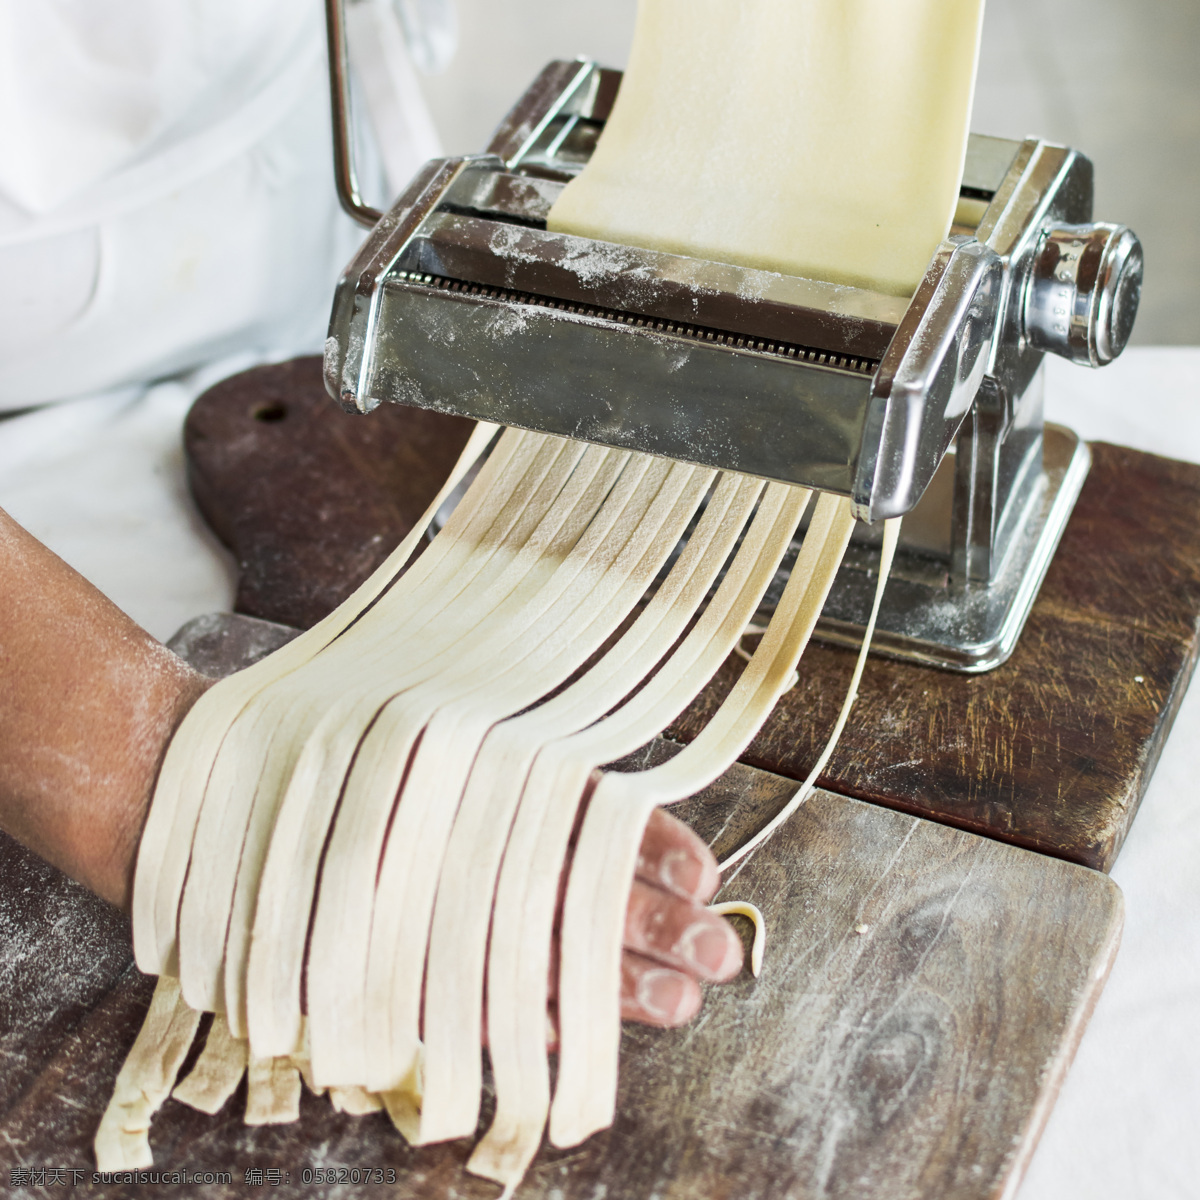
[321,20,1142,672]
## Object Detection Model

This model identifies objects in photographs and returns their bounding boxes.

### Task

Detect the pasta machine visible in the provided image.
[322,41,1143,671]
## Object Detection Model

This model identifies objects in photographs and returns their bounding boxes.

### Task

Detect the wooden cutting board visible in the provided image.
[0,357,1140,1197]
[183,356,476,632]
[0,732,1121,1200]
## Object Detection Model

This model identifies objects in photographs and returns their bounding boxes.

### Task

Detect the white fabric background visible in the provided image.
[1018,351,1200,1200]
[0,348,1196,1197]
[0,1,351,408]
[0,0,439,410]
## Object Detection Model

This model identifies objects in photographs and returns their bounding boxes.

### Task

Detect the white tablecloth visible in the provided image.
[0,347,1197,1198]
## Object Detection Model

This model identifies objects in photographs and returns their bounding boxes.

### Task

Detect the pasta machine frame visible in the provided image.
[322,27,1142,672]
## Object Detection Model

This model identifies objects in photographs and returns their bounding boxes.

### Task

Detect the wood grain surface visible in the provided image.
[0,748,1122,1200]
[183,358,1200,871]
[667,441,1200,871]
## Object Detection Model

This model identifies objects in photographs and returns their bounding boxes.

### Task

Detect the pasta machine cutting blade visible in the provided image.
[321,24,1142,672]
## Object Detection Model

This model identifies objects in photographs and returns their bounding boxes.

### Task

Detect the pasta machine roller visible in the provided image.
[322,48,1142,672]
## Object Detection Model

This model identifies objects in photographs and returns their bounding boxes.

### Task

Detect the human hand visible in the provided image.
[619,807,743,1027]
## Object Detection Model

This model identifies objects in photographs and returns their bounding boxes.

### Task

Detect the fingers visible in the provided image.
[619,951,702,1027]
[590,808,742,1031]
[624,879,743,982]
[635,807,722,903]
[620,809,744,1029]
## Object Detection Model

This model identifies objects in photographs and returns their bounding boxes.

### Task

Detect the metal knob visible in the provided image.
[1022,222,1143,367]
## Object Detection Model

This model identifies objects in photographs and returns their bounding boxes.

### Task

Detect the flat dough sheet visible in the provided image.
[548,0,985,296]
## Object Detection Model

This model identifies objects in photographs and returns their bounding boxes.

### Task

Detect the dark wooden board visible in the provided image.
[0,835,132,1118]
[184,357,476,631]
[668,441,1200,871]
[183,358,1200,871]
[0,750,1121,1200]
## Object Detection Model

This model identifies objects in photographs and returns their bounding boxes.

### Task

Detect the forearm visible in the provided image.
[0,506,210,911]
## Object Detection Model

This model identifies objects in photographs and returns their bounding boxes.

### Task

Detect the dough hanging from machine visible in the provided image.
[98,0,984,1188]
[549,0,985,296]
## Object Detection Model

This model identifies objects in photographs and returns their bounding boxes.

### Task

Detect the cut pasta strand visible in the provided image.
[95,976,202,1172]
[708,902,766,978]
[172,1013,247,1115]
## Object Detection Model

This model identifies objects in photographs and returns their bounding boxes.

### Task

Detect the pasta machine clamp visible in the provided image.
[322,38,1142,671]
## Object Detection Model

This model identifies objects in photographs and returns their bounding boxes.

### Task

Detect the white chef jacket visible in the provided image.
[0,0,441,410]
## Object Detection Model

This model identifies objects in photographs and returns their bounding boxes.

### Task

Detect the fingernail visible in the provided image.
[677,921,738,977]
[660,847,703,896]
[638,969,689,1022]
